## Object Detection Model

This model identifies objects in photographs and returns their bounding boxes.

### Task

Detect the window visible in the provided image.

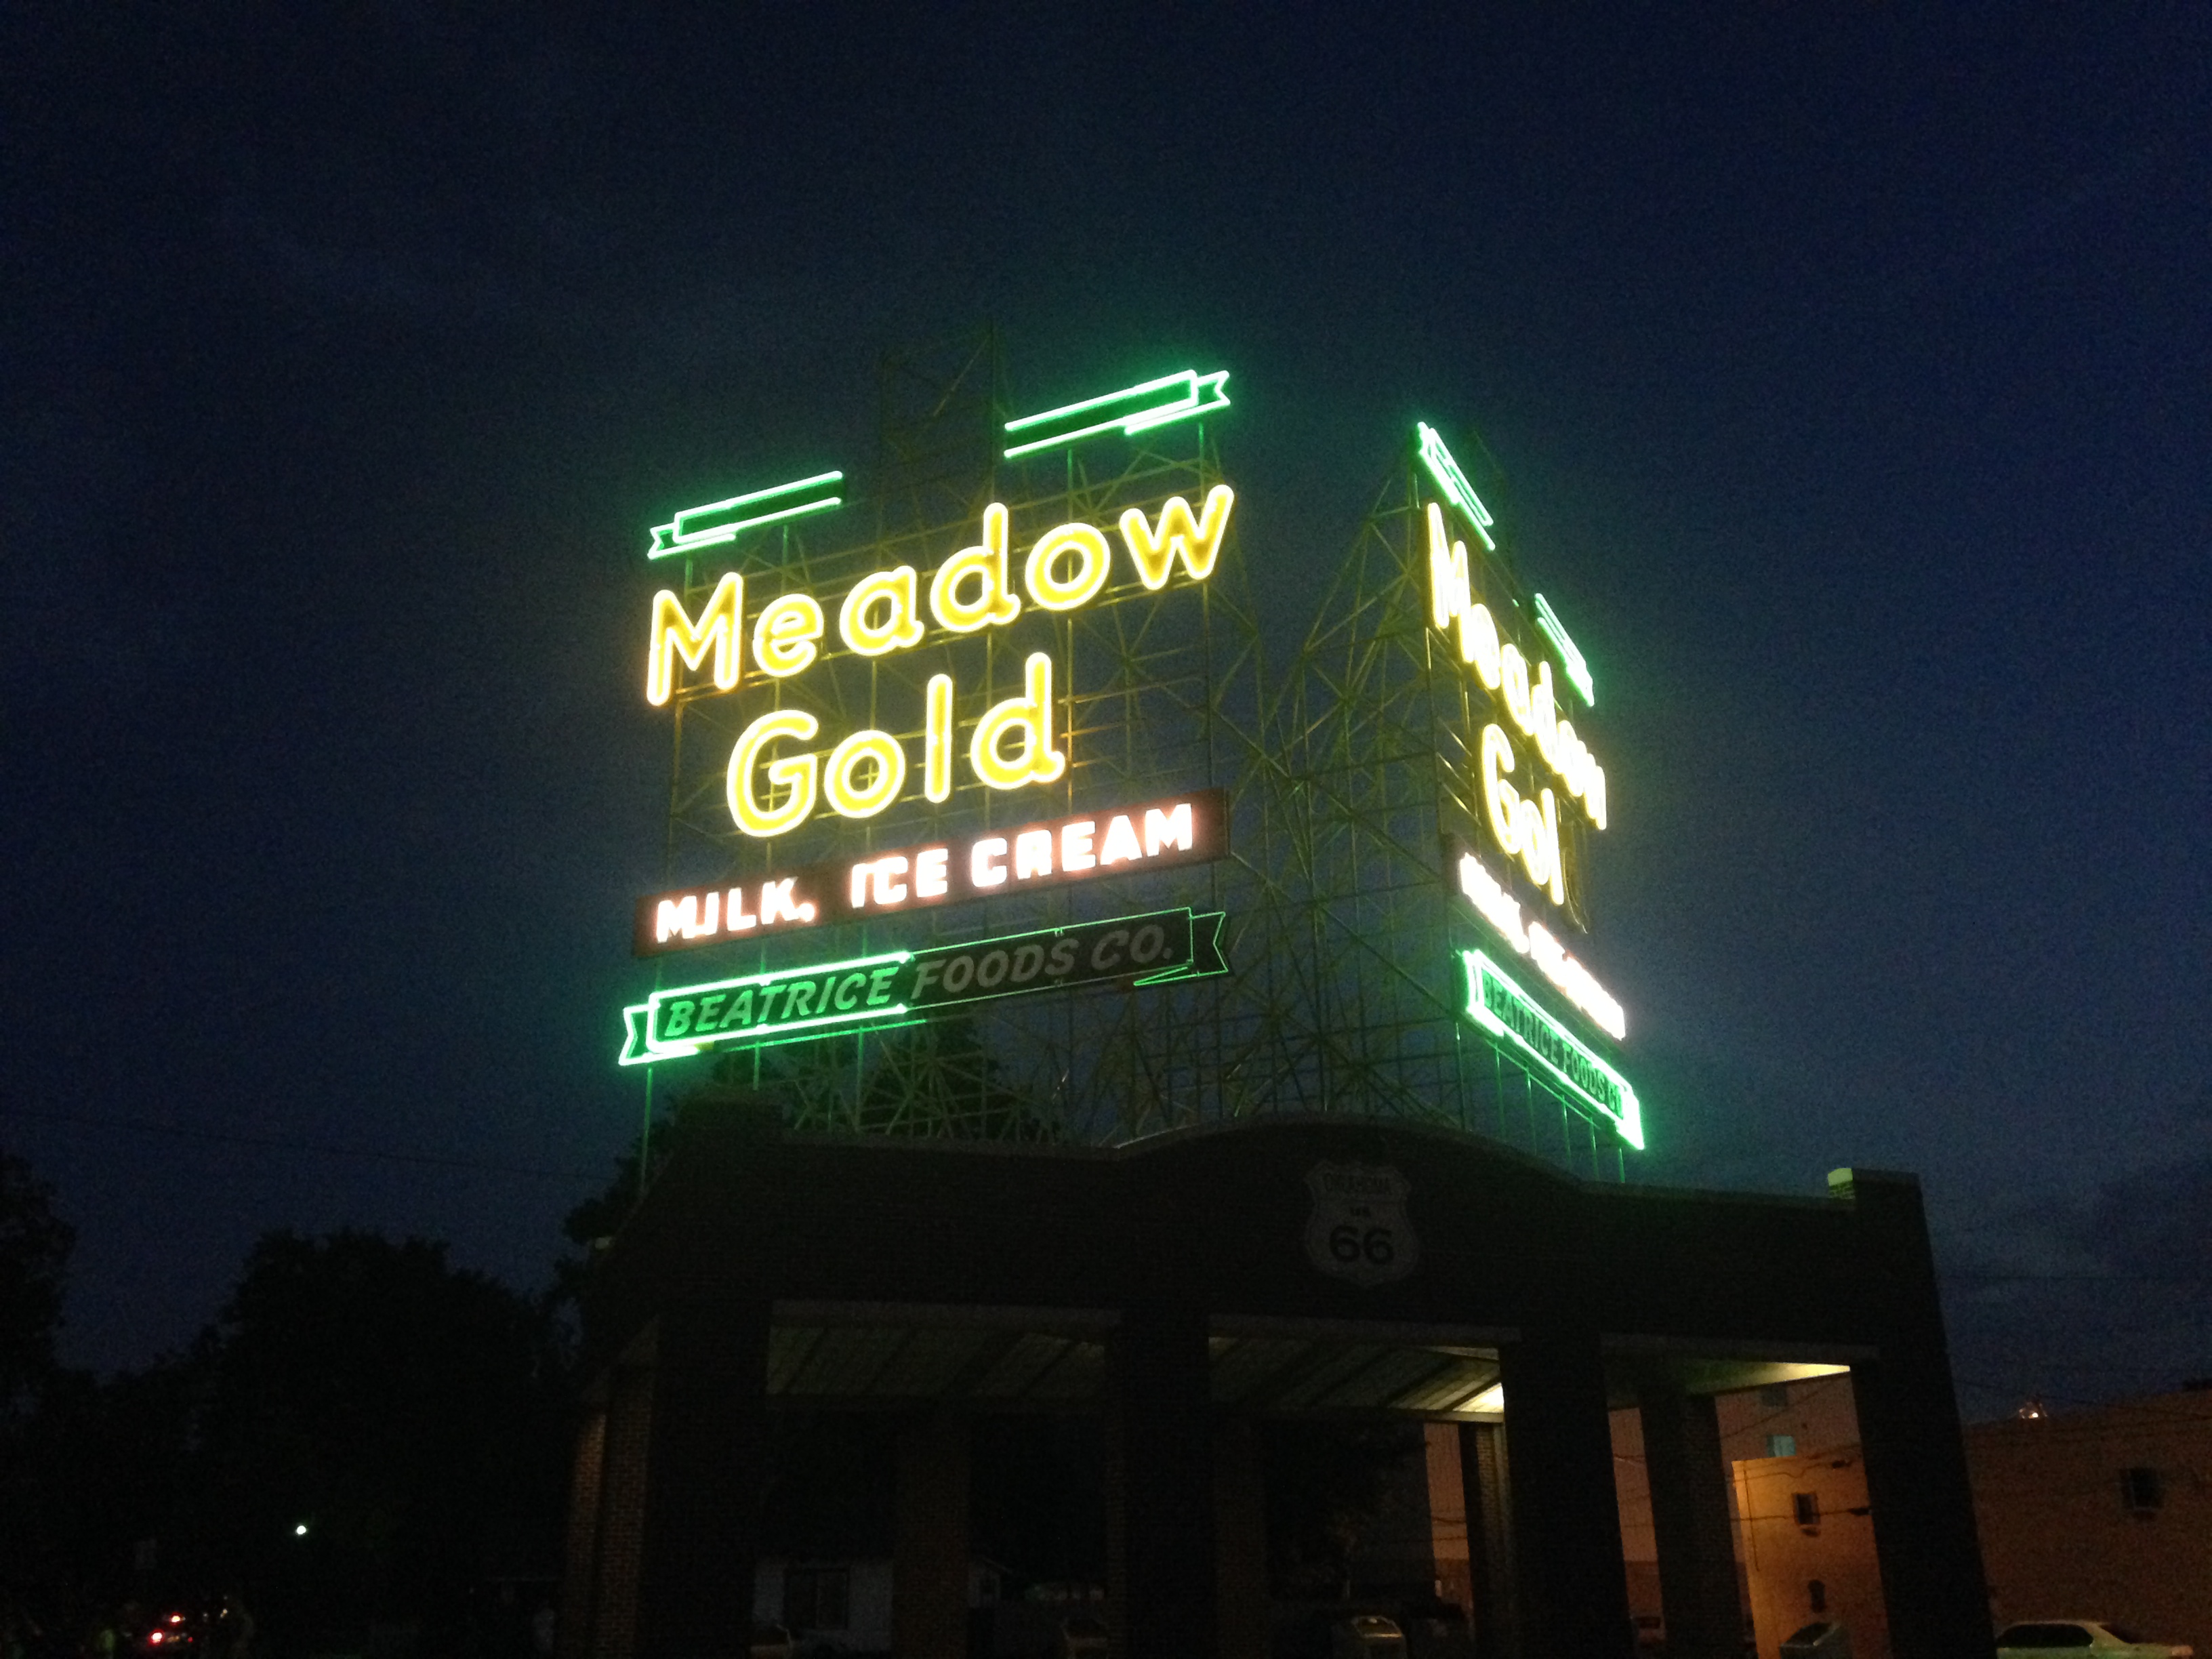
[1792,1492,1821,1529]
[1760,1383,1792,1409]
[1766,1433,1798,1458]
[2120,1466,2165,1514]
[1808,1580,1826,1614]
[783,1567,851,1631]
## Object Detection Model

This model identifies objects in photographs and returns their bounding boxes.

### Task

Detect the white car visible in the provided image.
[1995,1621,2192,1657]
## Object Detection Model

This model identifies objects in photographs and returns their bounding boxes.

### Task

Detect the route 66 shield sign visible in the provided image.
[1304,1162,1420,1286]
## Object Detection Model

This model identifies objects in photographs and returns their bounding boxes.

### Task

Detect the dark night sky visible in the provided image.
[3,5,2207,1414]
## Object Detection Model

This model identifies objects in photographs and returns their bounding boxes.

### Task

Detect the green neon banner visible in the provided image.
[620,907,1228,1065]
[1532,593,1595,708]
[647,470,844,559]
[1004,369,1231,459]
[1460,950,1643,1149]
[1414,422,1497,552]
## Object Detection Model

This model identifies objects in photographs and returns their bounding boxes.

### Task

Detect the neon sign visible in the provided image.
[1004,369,1231,459]
[1460,951,1641,1149]
[1531,594,1594,709]
[634,790,1228,956]
[648,470,844,558]
[1420,436,1610,912]
[1416,421,1496,552]
[647,490,1236,835]
[621,907,1228,1064]
[1450,842,1624,1040]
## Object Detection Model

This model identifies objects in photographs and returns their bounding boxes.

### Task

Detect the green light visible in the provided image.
[621,947,912,1065]
[1004,369,1231,459]
[1132,908,1226,986]
[648,471,844,560]
[1460,950,1642,1149]
[1414,423,1496,552]
[1531,594,1595,707]
[617,907,1229,1066]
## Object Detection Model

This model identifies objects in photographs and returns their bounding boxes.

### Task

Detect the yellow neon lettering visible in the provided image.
[915,846,949,898]
[752,592,823,678]
[1014,828,1053,879]
[1500,642,1532,733]
[1427,503,1469,632]
[1143,801,1193,856]
[924,673,954,803]
[1429,502,1507,687]
[1117,485,1235,590]
[1514,794,1552,890]
[1024,522,1112,611]
[824,729,906,819]
[726,709,819,837]
[1557,719,1587,800]
[1541,787,1565,906]
[1099,814,1141,865]
[930,503,1022,633]
[1531,660,1561,771]
[972,836,1008,887]
[1481,724,1523,857]
[968,652,1066,790]
[1585,758,1608,831]
[647,573,742,705]
[1467,601,1502,689]
[839,565,924,656]
[1061,820,1096,872]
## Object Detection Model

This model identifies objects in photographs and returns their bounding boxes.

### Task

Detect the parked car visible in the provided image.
[1056,1614,1107,1659]
[1330,1616,1407,1659]
[748,1624,795,1659]
[1995,1622,2193,1657]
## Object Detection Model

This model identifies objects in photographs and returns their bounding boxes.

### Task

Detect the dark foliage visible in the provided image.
[171,1232,569,1644]
[0,1147,74,1417]
[4,1216,571,1656]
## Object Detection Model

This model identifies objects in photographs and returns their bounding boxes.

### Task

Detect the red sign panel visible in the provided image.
[632,788,1229,958]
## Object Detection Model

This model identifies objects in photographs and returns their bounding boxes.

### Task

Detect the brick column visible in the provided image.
[1833,1169,1992,1659]
[1107,1303,1216,1659]
[593,1366,656,1659]
[893,1411,972,1659]
[635,1300,773,1659]
[1212,1418,1268,1659]
[1637,1382,1740,1659]
[1456,1422,1518,1659]
[558,1408,609,1659]
[1497,1324,1631,1658]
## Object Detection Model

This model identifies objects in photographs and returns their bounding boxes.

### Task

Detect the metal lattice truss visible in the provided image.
[643,335,1626,1177]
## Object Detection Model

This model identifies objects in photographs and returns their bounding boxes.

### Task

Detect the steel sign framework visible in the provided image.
[626,328,1636,1174]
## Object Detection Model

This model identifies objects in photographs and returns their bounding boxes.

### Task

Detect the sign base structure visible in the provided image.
[559,1119,1995,1659]
[621,909,1227,1065]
